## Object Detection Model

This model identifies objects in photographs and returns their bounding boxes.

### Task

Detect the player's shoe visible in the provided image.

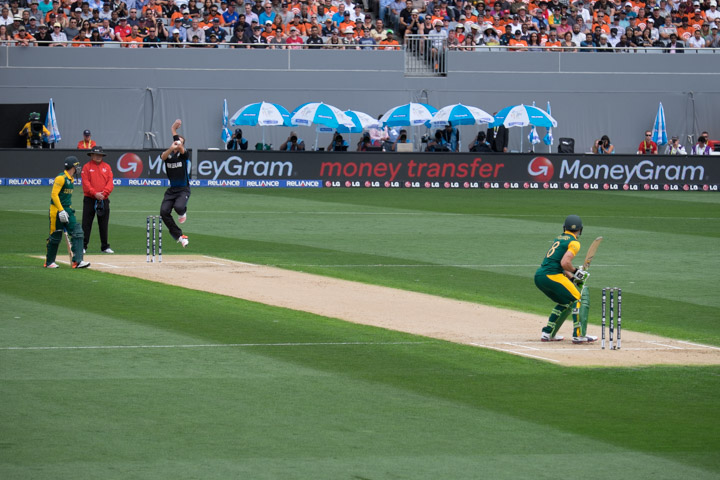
[178,235,189,248]
[572,335,598,344]
[178,213,187,224]
[72,261,91,269]
[102,248,114,254]
[44,262,59,269]
[541,332,564,342]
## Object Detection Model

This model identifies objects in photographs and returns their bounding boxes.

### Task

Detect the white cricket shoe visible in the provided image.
[541,332,564,342]
[72,260,91,269]
[44,262,59,269]
[573,335,598,344]
[178,235,189,248]
[102,248,114,254]
[178,213,187,224]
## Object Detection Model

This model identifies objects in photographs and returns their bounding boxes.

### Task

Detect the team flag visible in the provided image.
[45,98,61,144]
[221,99,232,144]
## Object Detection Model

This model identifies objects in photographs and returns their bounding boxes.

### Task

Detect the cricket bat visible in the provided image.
[582,236,603,270]
[64,230,73,264]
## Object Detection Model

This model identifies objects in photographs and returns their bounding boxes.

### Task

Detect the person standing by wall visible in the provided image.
[45,157,90,269]
[487,119,508,152]
[77,129,96,149]
[160,119,190,248]
[81,146,114,254]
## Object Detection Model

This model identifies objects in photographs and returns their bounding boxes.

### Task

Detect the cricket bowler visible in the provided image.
[535,215,597,344]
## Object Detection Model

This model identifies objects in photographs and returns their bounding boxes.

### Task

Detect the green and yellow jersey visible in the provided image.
[50,171,74,212]
[536,231,580,277]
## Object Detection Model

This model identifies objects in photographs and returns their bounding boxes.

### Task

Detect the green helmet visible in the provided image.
[563,215,583,234]
[29,112,40,121]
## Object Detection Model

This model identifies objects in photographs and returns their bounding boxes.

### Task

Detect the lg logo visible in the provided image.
[527,157,554,182]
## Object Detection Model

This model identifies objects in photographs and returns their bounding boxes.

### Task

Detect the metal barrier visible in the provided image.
[404,34,447,77]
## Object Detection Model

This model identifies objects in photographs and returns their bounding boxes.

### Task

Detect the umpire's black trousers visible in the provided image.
[82,195,111,251]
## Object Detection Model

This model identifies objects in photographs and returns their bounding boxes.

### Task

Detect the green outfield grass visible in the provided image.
[1,187,719,479]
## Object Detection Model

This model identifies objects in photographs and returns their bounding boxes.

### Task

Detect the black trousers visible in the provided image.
[160,186,190,240]
[82,195,110,251]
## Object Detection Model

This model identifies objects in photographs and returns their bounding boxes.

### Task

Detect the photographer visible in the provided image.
[226,128,248,150]
[327,132,349,151]
[280,131,305,151]
[357,132,373,151]
[425,130,451,152]
[664,136,686,155]
[469,131,493,152]
[591,135,614,154]
[391,129,410,151]
[19,112,50,149]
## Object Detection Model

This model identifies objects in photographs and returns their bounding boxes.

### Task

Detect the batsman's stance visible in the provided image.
[45,157,90,269]
[535,215,596,344]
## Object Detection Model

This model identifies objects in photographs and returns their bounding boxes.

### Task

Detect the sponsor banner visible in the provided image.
[195,151,720,189]
[1,150,719,191]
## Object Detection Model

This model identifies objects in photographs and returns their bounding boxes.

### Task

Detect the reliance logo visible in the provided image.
[528,157,554,182]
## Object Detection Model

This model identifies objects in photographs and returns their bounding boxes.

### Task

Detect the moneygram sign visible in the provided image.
[1,150,718,191]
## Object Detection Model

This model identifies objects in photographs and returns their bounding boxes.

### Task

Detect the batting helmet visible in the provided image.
[563,215,583,234]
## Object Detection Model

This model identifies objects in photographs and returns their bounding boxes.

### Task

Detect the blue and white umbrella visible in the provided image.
[380,102,437,127]
[429,103,494,127]
[490,104,557,128]
[652,102,667,146]
[231,101,291,126]
[45,98,61,144]
[221,99,232,144]
[337,110,380,134]
[290,102,354,129]
[542,101,553,152]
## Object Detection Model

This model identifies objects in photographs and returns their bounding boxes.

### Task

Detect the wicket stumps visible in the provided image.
[146,215,162,263]
[601,287,622,350]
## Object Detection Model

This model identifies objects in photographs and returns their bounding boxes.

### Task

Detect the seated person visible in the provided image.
[425,130,450,152]
[280,131,305,151]
[226,128,249,150]
[391,129,410,151]
[327,132,349,151]
[469,131,492,152]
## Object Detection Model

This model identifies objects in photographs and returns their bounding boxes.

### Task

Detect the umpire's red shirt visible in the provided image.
[81,160,114,198]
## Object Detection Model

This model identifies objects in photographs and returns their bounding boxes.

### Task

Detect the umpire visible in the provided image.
[81,146,114,254]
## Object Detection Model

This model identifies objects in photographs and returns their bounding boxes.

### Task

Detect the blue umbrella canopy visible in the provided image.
[429,103,494,127]
[336,110,381,134]
[230,101,291,126]
[380,103,437,127]
[490,104,557,128]
[290,102,354,129]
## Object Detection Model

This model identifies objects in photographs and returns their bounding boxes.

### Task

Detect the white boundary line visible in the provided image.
[0,341,427,351]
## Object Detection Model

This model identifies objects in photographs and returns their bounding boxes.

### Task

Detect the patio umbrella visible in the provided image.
[490,104,557,128]
[337,110,381,134]
[429,103,494,127]
[290,102,354,129]
[380,102,437,127]
[651,102,667,146]
[230,101,291,147]
[290,102,354,150]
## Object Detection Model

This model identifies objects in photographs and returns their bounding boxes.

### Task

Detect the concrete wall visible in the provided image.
[1,46,718,153]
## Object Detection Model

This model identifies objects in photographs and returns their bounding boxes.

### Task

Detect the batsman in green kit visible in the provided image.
[534,215,597,344]
[44,157,90,269]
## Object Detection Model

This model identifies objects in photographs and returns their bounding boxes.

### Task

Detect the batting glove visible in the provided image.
[58,210,69,223]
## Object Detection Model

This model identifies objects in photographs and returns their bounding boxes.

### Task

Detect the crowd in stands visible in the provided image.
[0,0,718,50]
